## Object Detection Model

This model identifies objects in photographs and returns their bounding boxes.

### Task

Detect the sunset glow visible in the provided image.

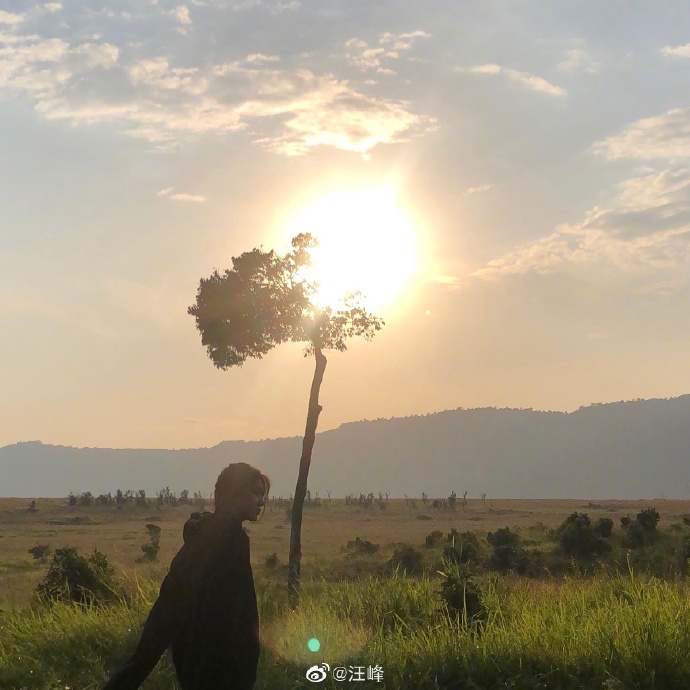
[282,188,418,311]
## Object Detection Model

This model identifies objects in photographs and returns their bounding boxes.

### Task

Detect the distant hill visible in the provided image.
[2,396,690,499]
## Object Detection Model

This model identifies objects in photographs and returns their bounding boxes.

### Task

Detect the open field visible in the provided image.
[4,496,690,688]
[2,495,690,608]
[3,557,690,688]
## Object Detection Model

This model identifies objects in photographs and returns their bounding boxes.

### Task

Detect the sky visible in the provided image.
[1,0,690,450]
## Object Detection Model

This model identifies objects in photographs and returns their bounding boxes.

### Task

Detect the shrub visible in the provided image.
[36,547,117,604]
[487,527,523,573]
[79,491,94,507]
[624,521,647,548]
[443,544,471,566]
[28,544,51,563]
[438,558,484,626]
[343,537,379,556]
[444,531,480,564]
[636,508,660,532]
[265,552,280,569]
[622,508,661,548]
[487,527,520,550]
[556,512,611,560]
[424,530,444,548]
[389,544,423,574]
[594,517,614,538]
[137,523,162,563]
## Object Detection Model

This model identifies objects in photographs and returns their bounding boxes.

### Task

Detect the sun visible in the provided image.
[281,188,418,311]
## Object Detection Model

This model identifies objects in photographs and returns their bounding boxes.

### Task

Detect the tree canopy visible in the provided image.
[187,233,384,366]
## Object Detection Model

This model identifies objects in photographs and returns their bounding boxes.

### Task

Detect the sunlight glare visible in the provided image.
[282,188,418,311]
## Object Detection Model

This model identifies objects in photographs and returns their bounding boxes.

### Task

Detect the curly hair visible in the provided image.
[214,462,270,513]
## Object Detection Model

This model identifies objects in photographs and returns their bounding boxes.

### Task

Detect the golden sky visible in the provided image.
[1,1,690,448]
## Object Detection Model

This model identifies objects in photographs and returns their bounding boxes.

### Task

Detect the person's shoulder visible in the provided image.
[182,511,216,544]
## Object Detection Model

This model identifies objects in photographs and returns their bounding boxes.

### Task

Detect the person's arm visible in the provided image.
[103,544,194,690]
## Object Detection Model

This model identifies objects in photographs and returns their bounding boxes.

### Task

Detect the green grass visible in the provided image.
[0,560,42,575]
[3,568,690,689]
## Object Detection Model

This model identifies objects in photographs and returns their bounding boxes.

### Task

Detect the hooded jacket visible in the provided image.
[103,511,260,690]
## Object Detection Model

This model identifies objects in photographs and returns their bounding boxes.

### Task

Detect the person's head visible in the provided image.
[214,462,270,522]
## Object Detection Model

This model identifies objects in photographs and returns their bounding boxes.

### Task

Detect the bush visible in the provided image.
[265,552,280,569]
[424,530,444,548]
[36,547,118,604]
[343,537,380,556]
[28,544,51,563]
[622,508,661,548]
[556,512,611,560]
[444,531,480,564]
[137,523,161,563]
[389,544,423,574]
[487,527,523,573]
[636,508,660,532]
[487,527,520,550]
[594,517,614,538]
[438,558,484,626]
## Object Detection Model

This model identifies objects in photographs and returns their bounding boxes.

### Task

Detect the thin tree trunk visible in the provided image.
[288,346,327,608]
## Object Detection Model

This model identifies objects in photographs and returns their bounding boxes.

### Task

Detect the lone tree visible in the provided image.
[188,233,383,606]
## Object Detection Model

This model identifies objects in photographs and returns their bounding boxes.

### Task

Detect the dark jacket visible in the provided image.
[103,512,259,690]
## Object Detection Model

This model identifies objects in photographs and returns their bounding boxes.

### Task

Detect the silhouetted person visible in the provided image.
[103,463,270,690]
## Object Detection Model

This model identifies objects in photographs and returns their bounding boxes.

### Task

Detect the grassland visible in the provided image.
[3,496,690,689]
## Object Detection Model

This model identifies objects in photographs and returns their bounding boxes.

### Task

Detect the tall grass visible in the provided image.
[3,569,690,689]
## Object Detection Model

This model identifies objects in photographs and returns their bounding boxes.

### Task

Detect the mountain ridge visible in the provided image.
[3,395,690,499]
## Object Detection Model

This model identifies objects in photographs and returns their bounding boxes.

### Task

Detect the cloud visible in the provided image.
[662,44,690,58]
[249,0,300,12]
[245,53,279,64]
[466,184,491,195]
[0,10,24,25]
[380,30,430,51]
[344,30,430,74]
[71,42,120,69]
[472,167,690,285]
[0,32,120,98]
[556,48,599,74]
[170,192,205,202]
[250,71,436,155]
[430,275,462,289]
[157,187,205,201]
[456,64,565,96]
[592,108,690,161]
[1,19,434,156]
[616,168,690,214]
[128,57,206,93]
[171,5,192,24]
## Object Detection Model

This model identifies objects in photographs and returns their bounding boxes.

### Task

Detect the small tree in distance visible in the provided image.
[188,233,384,607]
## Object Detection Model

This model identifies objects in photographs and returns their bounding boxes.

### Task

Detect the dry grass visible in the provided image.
[2,495,689,608]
